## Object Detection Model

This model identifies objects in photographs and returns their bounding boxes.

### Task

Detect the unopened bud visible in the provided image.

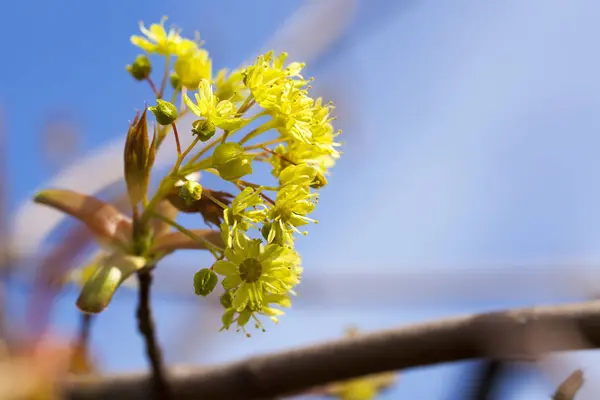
[149,99,178,125]
[126,55,152,81]
[170,72,181,90]
[220,291,233,309]
[193,268,218,297]
[179,180,202,205]
[192,119,216,142]
[212,143,253,181]
[310,171,328,189]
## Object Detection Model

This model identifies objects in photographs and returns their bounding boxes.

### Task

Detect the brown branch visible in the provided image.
[64,300,600,400]
[137,269,170,399]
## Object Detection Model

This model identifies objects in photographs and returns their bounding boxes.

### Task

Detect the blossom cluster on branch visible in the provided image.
[33,16,342,336]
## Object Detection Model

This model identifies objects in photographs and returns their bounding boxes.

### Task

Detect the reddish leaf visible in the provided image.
[33,190,132,249]
[166,188,233,227]
[150,230,223,255]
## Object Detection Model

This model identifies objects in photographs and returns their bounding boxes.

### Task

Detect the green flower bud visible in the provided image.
[179,180,202,205]
[170,72,181,90]
[126,55,152,81]
[149,99,178,125]
[261,221,286,246]
[212,143,253,181]
[194,268,218,296]
[192,119,216,142]
[260,222,272,242]
[310,171,328,189]
[220,291,233,309]
[221,308,236,330]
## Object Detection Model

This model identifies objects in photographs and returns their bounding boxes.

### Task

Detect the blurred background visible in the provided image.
[2,0,600,398]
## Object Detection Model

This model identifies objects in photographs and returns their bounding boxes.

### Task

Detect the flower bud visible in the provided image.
[124,110,154,206]
[179,180,202,205]
[220,291,233,309]
[126,55,152,81]
[192,119,216,142]
[194,268,218,296]
[149,99,178,125]
[170,72,181,90]
[212,143,253,181]
[310,171,328,189]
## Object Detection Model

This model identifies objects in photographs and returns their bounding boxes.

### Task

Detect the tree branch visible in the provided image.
[137,268,170,399]
[65,300,600,400]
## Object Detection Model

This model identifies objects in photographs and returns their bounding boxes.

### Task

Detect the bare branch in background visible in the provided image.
[553,369,584,400]
[65,300,600,400]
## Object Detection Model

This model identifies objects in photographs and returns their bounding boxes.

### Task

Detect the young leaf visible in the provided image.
[76,253,146,313]
[150,230,223,255]
[124,109,150,206]
[33,189,132,249]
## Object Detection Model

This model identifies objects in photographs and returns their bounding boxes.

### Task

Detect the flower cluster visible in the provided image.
[47,16,342,336]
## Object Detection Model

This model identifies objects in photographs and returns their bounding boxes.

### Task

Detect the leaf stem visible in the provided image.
[150,211,223,257]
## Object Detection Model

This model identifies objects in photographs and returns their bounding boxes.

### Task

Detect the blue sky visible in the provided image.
[3,0,600,398]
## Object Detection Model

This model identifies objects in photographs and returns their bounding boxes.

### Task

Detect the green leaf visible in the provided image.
[33,189,132,249]
[76,253,146,313]
[194,268,218,296]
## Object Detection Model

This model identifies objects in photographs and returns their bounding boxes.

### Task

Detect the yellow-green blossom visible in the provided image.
[215,68,247,103]
[269,141,339,178]
[214,235,301,333]
[131,17,183,55]
[265,185,318,246]
[220,292,291,335]
[184,79,246,131]
[243,51,308,110]
[221,187,267,247]
[212,142,254,181]
[174,47,212,90]
[278,163,318,187]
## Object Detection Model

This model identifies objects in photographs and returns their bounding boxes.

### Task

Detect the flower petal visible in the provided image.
[213,260,237,276]
[222,274,242,290]
[233,288,249,311]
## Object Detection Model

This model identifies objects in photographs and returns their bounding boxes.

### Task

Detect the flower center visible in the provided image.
[239,258,263,283]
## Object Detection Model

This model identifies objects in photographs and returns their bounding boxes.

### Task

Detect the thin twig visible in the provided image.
[65,300,600,400]
[553,369,584,400]
[171,123,182,155]
[146,78,159,98]
[136,268,170,400]
[466,360,508,400]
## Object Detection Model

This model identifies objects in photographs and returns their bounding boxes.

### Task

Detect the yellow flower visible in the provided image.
[269,140,339,179]
[130,17,182,55]
[243,51,309,110]
[174,48,212,90]
[271,82,315,143]
[215,68,247,103]
[184,79,245,131]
